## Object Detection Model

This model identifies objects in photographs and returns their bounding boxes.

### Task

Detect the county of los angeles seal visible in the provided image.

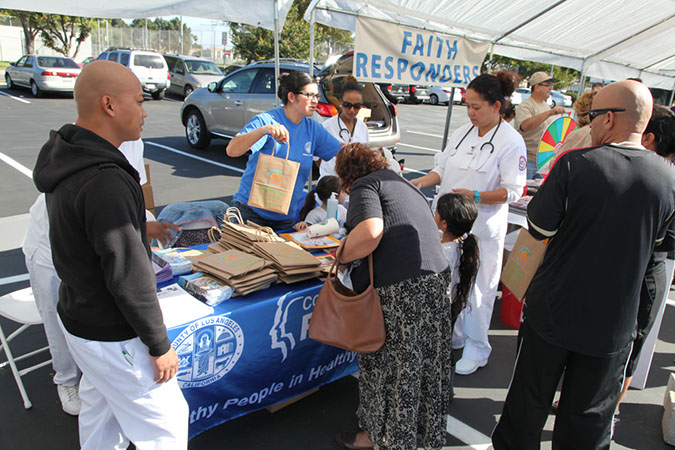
[171,315,244,388]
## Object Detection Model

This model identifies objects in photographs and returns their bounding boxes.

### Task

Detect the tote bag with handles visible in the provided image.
[308,238,386,353]
[247,136,300,215]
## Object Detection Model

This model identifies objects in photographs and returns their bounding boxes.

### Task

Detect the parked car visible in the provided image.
[163,54,224,99]
[550,90,573,107]
[221,64,243,76]
[428,86,465,105]
[96,47,169,100]
[510,87,553,106]
[181,53,399,152]
[389,84,430,103]
[5,55,80,97]
[77,56,96,67]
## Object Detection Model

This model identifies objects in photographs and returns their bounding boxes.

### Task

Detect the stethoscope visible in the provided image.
[448,118,502,171]
[338,115,354,143]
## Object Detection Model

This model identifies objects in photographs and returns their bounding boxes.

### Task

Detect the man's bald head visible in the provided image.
[73,60,147,148]
[74,60,140,117]
[590,80,653,146]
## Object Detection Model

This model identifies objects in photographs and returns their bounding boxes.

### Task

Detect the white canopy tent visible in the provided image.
[0,0,296,95]
[304,0,675,96]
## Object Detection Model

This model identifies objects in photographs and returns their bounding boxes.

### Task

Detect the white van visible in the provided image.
[97,47,170,100]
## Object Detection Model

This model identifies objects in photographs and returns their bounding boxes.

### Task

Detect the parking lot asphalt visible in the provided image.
[1,84,673,450]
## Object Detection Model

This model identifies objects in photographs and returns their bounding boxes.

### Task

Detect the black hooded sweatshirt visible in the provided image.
[33,124,170,357]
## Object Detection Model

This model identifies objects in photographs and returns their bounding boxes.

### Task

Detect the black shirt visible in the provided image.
[346,169,448,292]
[525,144,675,357]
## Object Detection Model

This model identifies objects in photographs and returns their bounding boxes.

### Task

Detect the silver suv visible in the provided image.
[181,54,399,150]
[96,47,169,100]
[163,54,224,99]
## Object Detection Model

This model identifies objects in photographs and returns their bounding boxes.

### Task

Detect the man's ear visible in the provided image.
[101,95,115,117]
[641,132,656,150]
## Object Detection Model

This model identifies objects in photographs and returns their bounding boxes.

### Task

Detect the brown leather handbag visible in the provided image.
[308,240,386,353]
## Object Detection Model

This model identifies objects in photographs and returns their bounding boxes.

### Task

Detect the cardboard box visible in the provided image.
[141,163,155,215]
[500,229,547,301]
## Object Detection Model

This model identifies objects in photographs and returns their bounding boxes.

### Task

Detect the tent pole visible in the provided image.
[308,8,315,76]
[274,0,280,100]
[441,88,455,151]
[669,79,675,107]
[487,43,494,74]
[579,60,588,93]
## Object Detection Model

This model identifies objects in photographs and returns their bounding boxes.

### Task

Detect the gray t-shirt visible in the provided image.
[346,169,448,292]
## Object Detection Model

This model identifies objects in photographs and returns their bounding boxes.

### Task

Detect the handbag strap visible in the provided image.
[264,134,291,160]
[225,207,244,225]
[332,236,375,288]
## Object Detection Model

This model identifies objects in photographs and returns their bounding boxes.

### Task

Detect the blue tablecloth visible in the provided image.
[161,251,358,439]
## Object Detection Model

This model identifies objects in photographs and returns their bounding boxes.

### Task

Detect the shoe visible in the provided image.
[57,384,81,416]
[335,432,374,450]
[455,357,488,375]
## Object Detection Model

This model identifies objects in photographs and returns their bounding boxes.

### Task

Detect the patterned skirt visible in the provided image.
[357,270,453,450]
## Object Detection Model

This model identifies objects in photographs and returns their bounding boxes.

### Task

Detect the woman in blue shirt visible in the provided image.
[227,71,342,230]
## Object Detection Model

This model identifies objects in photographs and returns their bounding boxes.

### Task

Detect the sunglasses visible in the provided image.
[297,92,320,100]
[342,101,363,110]
[588,108,627,122]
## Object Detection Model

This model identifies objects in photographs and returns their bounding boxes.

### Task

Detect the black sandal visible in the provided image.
[335,431,374,450]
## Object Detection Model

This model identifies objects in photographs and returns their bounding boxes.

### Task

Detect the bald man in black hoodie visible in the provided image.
[33,60,188,449]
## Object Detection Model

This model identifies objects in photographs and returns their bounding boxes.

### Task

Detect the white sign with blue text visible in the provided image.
[353,16,490,87]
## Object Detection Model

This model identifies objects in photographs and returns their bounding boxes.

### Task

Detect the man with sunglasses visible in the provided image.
[514,71,566,178]
[493,80,675,449]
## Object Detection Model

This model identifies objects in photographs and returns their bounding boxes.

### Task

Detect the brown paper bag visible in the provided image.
[500,229,548,301]
[247,139,300,215]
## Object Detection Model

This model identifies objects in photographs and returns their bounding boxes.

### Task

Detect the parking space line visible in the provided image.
[0,274,30,286]
[446,415,493,450]
[0,90,31,104]
[406,130,444,139]
[398,142,441,153]
[145,141,245,174]
[0,151,33,178]
[401,167,428,175]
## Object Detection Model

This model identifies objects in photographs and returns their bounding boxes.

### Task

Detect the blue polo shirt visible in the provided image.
[233,108,341,222]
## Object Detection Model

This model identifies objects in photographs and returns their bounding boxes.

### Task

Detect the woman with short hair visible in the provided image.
[334,143,452,450]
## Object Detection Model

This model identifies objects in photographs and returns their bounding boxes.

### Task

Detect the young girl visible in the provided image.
[434,193,480,326]
[294,176,347,231]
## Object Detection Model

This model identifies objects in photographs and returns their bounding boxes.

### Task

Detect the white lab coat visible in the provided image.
[432,121,526,362]
[320,115,370,179]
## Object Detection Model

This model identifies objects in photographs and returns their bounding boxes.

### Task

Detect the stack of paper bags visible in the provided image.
[217,220,285,252]
[192,249,278,296]
[252,242,322,283]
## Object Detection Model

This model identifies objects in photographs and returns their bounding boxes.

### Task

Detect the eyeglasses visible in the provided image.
[588,108,627,122]
[342,101,363,110]
[297,92,320,100]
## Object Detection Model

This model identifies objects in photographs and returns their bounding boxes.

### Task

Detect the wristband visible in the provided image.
[473,190,481,204]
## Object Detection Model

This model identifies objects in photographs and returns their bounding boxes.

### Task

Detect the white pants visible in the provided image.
[453,231,504,362]
[58,318,188,449]
[25,257,81,386]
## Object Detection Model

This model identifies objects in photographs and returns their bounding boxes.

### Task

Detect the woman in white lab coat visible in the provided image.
[411,72,526,375]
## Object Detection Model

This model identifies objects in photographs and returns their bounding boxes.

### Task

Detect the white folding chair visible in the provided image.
[0,287,52,409]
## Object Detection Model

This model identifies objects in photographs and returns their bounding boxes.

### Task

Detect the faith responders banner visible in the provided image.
[353,16,490,87]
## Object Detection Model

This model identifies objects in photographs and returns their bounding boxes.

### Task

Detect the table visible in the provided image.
[162,271,358,439]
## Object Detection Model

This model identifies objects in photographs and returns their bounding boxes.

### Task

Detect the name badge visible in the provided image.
[458,147,476,170]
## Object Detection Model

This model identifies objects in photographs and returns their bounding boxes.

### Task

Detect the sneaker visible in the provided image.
[455,357,488,375]
[57,384,81,416]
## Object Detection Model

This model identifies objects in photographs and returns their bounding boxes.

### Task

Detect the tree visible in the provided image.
[39,15,92,59]
[230,0,353,63]
[484,54,580,91]
[0,9,46,54]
